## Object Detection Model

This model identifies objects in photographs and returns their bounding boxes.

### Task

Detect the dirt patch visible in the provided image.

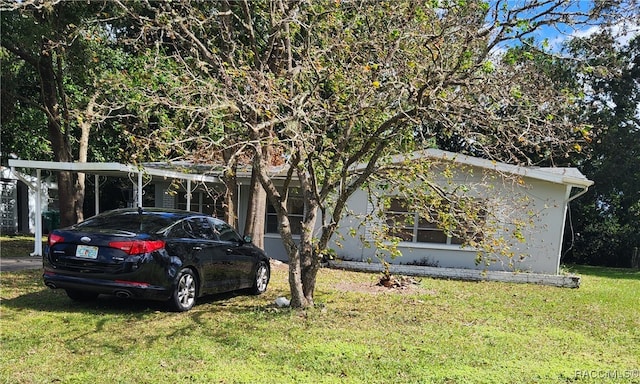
[269,259,288,271]
[334,276,434,295]
[270,260,434,295]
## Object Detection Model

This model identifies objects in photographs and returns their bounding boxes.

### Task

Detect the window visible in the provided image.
[176,189,225,218]
[384,197,485,245]
[385,198,448,244]
[266,188,303,235]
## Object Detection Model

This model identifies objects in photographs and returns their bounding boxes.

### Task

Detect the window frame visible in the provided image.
[384,197,485,246]
[265,187,304,236]
[175,189,225,218]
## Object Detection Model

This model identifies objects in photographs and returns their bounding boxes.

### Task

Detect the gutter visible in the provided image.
[567,185,590,203]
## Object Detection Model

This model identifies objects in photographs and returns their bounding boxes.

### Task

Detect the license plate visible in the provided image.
[75,245,99,259]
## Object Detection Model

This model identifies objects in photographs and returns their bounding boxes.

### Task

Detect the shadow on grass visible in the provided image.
[2,288,168,314]
[565,264,640,281]
[3,267,297,324]
[1,282,284,317]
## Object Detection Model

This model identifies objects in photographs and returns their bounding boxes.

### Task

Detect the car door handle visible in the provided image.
[193,246,202,251]
[226,248,233,254]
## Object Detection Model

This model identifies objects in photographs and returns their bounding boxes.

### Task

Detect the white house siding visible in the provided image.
[506,178,571,274]
[264,235,289,260]
[328,166,575,275]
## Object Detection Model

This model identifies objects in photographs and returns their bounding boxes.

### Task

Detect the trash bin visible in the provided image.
[42,210,60,233]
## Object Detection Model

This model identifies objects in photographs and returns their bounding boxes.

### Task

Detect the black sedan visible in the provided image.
[43,208,270,311]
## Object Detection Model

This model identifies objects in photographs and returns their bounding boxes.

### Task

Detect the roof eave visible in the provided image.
[419,149,593,187]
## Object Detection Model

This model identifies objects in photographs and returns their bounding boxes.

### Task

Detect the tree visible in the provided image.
[106,0,640,308]
[562,32,640,267]
[1,0,215,224]
[1,1,136,225]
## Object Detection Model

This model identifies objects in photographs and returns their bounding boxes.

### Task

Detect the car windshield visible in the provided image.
[74,211,178,233]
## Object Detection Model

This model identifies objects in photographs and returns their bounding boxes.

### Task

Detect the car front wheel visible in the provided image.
[170,268,197,312]
[251,261,270,295]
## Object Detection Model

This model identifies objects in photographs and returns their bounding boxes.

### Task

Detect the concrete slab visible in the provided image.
[1,257,42,272]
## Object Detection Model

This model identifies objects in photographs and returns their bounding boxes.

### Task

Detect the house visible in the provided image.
[325,149,593,275]
[6,149,592,277]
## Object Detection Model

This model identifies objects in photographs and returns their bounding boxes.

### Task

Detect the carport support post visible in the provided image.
[94,174,99,214]
[33,169,43,256]
[9,165,43,256]
[138,171,143,208]
[186,179,191,211]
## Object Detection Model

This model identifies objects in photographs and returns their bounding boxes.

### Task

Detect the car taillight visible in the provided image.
[48,233,65,247]
[108,240,165,255]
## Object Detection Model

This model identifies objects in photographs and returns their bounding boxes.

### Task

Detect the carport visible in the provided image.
[8,159,220,256]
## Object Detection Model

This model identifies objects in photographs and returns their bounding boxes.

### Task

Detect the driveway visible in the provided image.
[1,257,42,272]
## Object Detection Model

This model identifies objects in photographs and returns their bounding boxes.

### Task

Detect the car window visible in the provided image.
[209,218,241,242]
[166,220,191,238]
[166,218,216,240]
[76,211,176,233]
[190,218,216,240]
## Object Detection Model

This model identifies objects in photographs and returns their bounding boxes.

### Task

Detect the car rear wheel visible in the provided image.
[170,268,197,312]
[65,289,98,302]
[251,261,270,295]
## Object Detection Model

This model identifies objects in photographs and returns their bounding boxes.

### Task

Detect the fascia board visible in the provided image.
[8,159,219,184]
[143,167,219,183]
[417,149,593,188]
[9,159,132,173]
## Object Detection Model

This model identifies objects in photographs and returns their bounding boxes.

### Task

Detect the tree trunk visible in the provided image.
[221,149,238,228]
[244,168,266,248]
[38,42,78,227]
[245,144,272,248]
[289,229,320,307]
[221,172,238,229]
[299,190,320,305]
[252,145,310,307]
[55,171,77,227]
[74,96,95,222]
[74,173,86,222]
[283,214,311,308]
[288,247,309,308]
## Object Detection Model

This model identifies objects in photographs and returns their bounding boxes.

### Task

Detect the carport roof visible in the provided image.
[7,159,223,257]
[7,159,220,183]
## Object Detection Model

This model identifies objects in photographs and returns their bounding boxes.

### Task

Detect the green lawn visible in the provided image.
[1,240,638,383]
[0,235,44,258]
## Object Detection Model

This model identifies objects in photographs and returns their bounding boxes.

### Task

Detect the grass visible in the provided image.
[1,237,639,383]
[0,235,44,258]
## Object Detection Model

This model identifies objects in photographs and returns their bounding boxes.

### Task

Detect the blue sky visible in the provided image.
[489,0,639,51]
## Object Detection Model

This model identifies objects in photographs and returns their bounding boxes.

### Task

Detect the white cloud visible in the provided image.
[558,21,640,49]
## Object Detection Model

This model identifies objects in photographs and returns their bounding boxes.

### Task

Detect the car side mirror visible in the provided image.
[242,235,253,244]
